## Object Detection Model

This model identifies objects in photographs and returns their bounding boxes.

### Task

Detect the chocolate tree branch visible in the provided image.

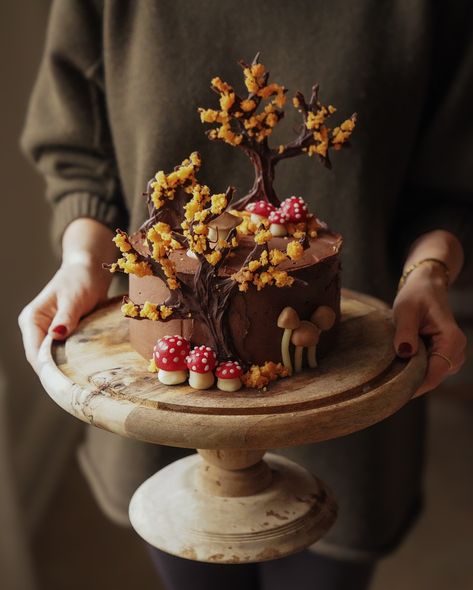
[121,296,191,321]
[199,56,356,209]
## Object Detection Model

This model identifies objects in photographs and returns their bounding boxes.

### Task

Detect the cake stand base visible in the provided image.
[39,292,427,564]
[129,450,337,563]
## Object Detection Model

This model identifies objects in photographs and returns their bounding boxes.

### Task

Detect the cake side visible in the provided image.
[129,230,342,364]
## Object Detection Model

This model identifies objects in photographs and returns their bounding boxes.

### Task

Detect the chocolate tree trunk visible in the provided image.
[233,148,279,209]
[192,270,239,361]
[199,306,236,361]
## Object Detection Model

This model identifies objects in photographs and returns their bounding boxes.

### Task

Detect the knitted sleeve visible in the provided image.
[20,0,128,251]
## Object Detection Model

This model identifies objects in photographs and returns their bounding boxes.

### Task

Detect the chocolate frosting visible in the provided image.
[129,230,342,365]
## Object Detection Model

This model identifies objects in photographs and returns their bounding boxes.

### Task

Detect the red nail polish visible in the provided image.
[397,342,412,357]
[52,325,67,336]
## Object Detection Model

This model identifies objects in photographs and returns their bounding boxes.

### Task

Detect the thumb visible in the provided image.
[392,299,420,358]
[49,294,83,340]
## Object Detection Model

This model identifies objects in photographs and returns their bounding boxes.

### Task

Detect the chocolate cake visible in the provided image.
[108,56,356,390]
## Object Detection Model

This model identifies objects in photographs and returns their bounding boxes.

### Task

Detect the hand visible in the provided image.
[18,258,112,372]
[393,261,467,397]
[18,218,117,373]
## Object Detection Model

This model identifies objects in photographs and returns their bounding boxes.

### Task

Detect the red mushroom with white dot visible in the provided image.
[215,360,243,392]
[281,196,308,223]
[245,200,276,225]
[186,345,217,389]
[153,335,191,385]
[268,209,289,237]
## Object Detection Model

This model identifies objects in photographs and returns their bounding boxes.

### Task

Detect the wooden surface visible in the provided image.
[37,290,427,450]
[129,452,337,564]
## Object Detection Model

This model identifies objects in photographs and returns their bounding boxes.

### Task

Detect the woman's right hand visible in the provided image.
[18,218,117,373]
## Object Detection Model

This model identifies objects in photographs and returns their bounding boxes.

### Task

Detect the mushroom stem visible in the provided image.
[307,345,317,368]
[217,377,242,392]
[207,226,221,249]
[270,223,287,237]
[189,371,214,390]
[207,226,218,243]
[294,346,304,373]
[281,329,293,372]
[158,369,188,385]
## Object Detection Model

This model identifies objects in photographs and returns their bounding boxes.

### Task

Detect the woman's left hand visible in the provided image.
[392,260,467,396]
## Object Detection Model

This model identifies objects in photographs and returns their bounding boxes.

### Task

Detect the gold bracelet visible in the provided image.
[398,258,450,292]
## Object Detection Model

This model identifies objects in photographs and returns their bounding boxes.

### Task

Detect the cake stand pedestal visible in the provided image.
[37,290,426,563]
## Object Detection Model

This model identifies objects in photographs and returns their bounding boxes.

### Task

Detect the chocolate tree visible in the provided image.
[108,56,355,367]
[199,54,356,209]
[108,152,302,362]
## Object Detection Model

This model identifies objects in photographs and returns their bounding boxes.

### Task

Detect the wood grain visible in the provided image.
[37,290,427,450]
[128,453,338,563]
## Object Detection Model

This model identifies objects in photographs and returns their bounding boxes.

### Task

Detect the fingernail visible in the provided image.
[397,342,412,357]
[52,325,67,336]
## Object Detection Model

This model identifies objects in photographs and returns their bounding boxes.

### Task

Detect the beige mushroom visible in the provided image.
[291,321,320,372]
[306,329,322,368]
[308,306,336,367]
[207,212,242,248]
[277,307,300,372]
[310,306,336,331]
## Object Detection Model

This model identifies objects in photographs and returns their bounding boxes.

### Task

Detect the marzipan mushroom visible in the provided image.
[207,212,242,248]
[277,307,300,372]
[310,306,336,331]
[291,321,320,372]
[268,209,289,237]
[245,200,276,225]
[153,335,191,384]
[186,345,217,389]
[215,360,243,392]
[307,306,337,367]
[280,196,308,223]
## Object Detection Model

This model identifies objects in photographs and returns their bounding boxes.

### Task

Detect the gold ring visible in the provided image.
[429,351,453,370]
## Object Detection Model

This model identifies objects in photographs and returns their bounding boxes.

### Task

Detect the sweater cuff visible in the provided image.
[403,205,471,268]
[51,192,129,254]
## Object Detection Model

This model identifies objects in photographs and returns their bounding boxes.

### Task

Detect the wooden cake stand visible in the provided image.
[37,289,426,563]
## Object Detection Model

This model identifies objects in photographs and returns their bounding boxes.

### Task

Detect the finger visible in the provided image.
[414,328,467,397]
[392,298,421,358]
[449,350,466,375]
[18,308,50,371]
[49,292,84,340]
[415,355,454,397]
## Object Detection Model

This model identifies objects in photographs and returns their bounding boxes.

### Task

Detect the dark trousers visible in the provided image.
[147,546,376,590]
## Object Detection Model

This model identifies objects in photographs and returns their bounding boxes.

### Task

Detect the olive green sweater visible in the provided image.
[22,0,473,302]
[20,0,473,558]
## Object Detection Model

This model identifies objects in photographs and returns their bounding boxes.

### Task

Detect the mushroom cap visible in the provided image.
[207,211,242,232]
[277,306,300,330]
[268,209,289,225]
[291,320,320,347]
[311,306,336,331]
[245,200,276,217]
[281,196,308,222]
[215,360,243,379]
[153,335,190,371]
[186,345,217,373]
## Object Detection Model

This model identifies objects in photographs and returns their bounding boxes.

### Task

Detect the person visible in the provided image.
[18,1,472,589]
